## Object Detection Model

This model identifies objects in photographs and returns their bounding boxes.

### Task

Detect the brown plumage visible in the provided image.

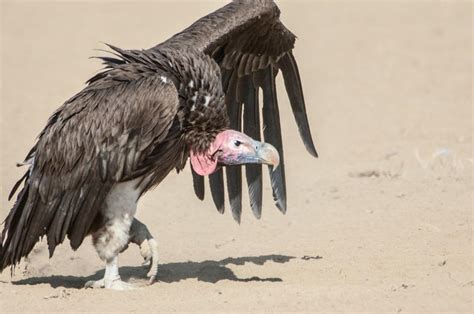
[155,0,317,220]
[0,0,317,284]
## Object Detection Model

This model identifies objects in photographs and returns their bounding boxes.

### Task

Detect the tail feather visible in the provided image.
[0,173,32,272]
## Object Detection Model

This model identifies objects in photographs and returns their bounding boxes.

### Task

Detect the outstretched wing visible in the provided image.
[154,0,317,222]
[1,58,181,270]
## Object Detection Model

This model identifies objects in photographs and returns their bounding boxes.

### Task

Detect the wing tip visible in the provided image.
[191,168,205,201]
[209,170,226,215]
[276,199,287,215]
[230,201,242,224]
[232,211,242,224]
[216,205,225,214]
[306,144,319,158]
[251,207,262,220]
[248,180,263,220]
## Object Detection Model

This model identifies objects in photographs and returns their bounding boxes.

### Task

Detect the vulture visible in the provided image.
[0,0,317,290]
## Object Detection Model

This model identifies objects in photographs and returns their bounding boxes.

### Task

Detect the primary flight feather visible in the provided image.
[0,0,317,289]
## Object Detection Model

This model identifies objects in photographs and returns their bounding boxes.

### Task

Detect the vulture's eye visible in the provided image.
[233,140,242,147]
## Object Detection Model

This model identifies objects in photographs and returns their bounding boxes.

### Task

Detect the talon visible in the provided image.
[147,265,158,285]
[148,275,157,285]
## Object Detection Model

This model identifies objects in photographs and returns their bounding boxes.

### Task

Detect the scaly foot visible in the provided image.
[105,279,137,290]
[129,219,159,284]
[84,278,137,290]
[140,238,159,284]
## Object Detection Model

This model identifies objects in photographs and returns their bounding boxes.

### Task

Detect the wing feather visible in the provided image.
[1,64,180,270]
[192,168,205,201]
[242,75,263,219]
[259,67,287,213]
[225,71,244,223]
[209,169,226,214]
[156,0,316,220]
[277,52,318,157]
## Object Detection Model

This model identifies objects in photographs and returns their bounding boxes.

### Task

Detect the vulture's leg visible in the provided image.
[85,219,136,290]
[128,218,159,284]
[85,181,139,290]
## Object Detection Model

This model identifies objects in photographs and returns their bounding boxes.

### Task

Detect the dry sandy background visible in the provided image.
[0,0,472,312]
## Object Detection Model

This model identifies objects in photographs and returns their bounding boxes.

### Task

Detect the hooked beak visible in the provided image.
[253,141,280,170]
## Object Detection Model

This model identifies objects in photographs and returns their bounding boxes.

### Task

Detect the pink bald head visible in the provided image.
[190,129,279,176]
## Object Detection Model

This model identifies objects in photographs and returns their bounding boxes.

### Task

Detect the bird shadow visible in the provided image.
[11,254,296,289]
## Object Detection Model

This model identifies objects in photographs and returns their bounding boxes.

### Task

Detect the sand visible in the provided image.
[0,0,472,312]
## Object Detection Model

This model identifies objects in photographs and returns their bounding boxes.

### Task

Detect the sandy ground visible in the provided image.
[0,0,472,312]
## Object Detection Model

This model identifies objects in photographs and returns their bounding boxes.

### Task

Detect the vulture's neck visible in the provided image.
[159,49,230,153]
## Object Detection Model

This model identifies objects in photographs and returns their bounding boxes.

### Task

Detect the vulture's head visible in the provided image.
[190,130,279,176]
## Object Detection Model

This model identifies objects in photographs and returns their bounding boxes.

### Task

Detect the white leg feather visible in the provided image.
[85,179,142,290]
